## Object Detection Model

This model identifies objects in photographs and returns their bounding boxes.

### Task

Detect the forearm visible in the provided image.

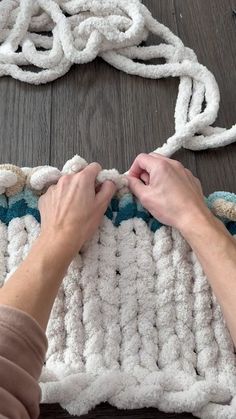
[0,232,78,331]
[180,207,236,345]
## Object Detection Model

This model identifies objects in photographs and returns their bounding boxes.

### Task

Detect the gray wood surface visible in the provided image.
[0,0,236,418]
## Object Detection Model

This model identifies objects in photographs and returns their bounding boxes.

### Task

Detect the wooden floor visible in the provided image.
[1,0,236,418]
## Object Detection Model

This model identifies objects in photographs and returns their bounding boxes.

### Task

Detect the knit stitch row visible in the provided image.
[1,155,236,227]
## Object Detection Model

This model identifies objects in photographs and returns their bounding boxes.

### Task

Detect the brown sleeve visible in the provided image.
[0,305,48,419]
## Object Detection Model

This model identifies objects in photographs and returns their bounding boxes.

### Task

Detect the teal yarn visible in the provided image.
[136,201,151,223]
[7,199,40,224]
[226,221,236,235]
[0,195,7,225]
[114,193,137,227]
[105,204,113,221]
[207,191,236,206]
[206,191,236,225]
[0,194,7,208]
[113,193,163,231]
[103,193,162,231]
[149,218,163,233]
[0,188,236,235]
[110,197,119,212]
[0,189,40,225]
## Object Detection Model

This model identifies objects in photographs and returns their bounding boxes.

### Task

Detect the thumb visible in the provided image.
[127,175,146,201]
[96,180,117,207]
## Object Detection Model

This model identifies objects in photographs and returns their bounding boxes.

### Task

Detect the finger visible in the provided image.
[96,180,117,207]
[140,172,150,184]
[73,162,102,195]
[127,175,146,201]
[128,153,158,178]
[77,162,102,185]
[95,183,102,193]
[129,153,182,179]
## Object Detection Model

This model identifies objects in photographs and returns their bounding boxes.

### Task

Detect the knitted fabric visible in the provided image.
[1,1,236,419]
[0,156,236,419]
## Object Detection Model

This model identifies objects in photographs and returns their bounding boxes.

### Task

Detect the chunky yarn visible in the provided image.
[0,156,236,419]
[1,1,236,418]
[0,0,236,157]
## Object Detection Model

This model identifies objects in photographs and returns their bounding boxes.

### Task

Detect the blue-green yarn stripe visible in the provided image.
[226,222,236,235]
[0,207,7,224]
[0,188,40,225]
[0,195,7,208]
[0,189,236,235]
[5,200,40,224]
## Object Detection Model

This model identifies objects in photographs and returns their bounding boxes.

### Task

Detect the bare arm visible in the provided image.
[0,162,116,330]
[0,162,116,418]
[180,209,236,345]
[0,236,73,331]
[128,152,236,346]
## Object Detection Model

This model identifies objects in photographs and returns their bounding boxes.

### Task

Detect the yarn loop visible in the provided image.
[0,0,236,158]
[0,164,26,196]
[0,155,128,196]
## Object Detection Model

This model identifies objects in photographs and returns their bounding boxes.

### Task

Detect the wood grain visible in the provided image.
[39,403,196,419]
[0,79,51,167]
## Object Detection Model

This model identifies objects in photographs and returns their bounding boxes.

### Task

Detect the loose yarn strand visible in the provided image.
[0,0,236,158]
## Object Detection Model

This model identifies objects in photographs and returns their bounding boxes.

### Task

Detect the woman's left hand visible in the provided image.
[38,162,117,260]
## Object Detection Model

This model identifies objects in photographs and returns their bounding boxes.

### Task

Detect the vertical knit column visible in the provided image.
[63,254,85,371]
[191,251,219,381]
[6,217,28,279]
[22,214,40,258]
[134,217,157,373]
[171,228,197,377]
[211,293,236,393]
[0,221,7,287]
[97,216,121,370]
[80,229,105,374]
[0,195,8,287]
[153,226,181,373]
[117,218,140,374]
[46,282,66,368]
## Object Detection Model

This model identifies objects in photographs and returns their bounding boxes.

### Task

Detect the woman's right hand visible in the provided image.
[127,153,214,232]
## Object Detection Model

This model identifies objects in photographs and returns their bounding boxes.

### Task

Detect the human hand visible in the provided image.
[38,162,117,260]
[127,153,213,232]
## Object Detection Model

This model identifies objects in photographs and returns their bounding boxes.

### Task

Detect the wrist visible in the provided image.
[178,205,225,242]
[35,230,81,267]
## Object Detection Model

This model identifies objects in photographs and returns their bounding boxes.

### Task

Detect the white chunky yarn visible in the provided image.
[1,2,236,418]
[0,170,18,195]
[0,155,128,194]
[39,221,236,418]
[0,0,236,158]
[0,155,236,418]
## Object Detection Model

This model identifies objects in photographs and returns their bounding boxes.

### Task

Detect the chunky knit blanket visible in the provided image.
[0,156,236,419]
[1,1,236,419]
